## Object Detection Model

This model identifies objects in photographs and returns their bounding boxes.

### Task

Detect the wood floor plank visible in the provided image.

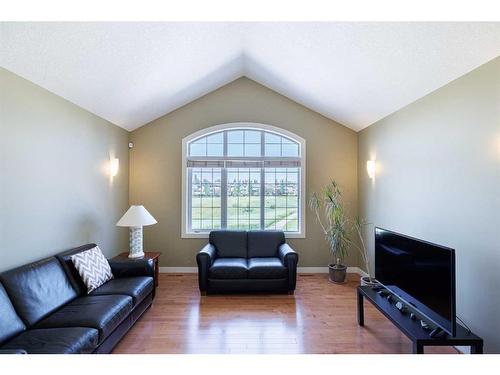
[112,274,458,354]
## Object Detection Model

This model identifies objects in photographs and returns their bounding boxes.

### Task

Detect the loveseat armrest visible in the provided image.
[279,243,299,292]
[196,244,216,293]
[108,258,154,278]
[279,243,298,265]
[0,348,27,354]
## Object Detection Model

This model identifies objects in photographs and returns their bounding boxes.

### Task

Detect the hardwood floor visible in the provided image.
[113,273,457,354]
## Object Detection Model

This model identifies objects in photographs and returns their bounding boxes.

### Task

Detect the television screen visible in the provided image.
[375,227,456,336]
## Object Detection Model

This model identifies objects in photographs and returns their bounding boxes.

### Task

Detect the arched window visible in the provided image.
[182,123,305,238]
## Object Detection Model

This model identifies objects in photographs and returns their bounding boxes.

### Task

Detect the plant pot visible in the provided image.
[329,263,347,283]
[360,276,379,287]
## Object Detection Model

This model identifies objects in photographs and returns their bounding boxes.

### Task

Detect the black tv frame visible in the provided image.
[374,227,456,337]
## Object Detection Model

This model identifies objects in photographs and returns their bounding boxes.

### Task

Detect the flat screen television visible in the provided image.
[375,227,456,336]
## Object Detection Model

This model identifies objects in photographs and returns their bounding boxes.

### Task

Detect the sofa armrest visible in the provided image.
[279,243,299,291]
[108,258,154,278]
[0,349,27,354]
[196,244,216,293]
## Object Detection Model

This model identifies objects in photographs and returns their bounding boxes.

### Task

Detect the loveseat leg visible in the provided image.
[200,291,207,296]
[288,290,295,295]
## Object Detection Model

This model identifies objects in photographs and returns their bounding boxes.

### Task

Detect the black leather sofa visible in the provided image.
[0,243,154,354]
[196,230,298,294]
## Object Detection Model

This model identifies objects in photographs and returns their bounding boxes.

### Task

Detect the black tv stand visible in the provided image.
[357,286,483,354]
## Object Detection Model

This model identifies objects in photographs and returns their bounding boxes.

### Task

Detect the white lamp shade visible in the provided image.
[116,205,157,227]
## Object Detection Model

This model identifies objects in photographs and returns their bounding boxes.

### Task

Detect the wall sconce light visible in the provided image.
[367,160,376,179]
[110,158,119,177]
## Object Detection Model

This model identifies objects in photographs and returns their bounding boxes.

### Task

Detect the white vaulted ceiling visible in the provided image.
[1,22,499,131]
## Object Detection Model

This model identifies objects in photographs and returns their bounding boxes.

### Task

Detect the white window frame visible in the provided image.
[181,122,306,238]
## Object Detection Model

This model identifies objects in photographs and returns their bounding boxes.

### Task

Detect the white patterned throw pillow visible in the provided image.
[71,246,113,293]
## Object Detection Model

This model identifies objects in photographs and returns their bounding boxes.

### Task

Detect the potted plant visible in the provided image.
[309,181,350,283]
[310,180,378,285]
[352,217,378,287]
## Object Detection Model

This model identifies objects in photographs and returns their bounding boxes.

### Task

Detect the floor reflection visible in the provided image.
[185,295,302,353]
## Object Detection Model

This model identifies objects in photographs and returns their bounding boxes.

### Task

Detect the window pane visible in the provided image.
[189,143,206,156]
[265,219,276,230]
[201,170,213,183]
[192,207,201,219]
[286,172,298,183]
[250,171,260,184]
[202,220,213,230]
[207,132,223,143]
[262,167,300,232]
[276,171,287,183]
[275,219,286,231]
[287,195,299,207]
[191,219,201,230]
[192,169,201,183]
[227,130,243,143]
[286,220,298,232]
[190,168,221,231]
[244,143,260,157]
[265,133,281,143]
[227,220,239,230]
[265,143,280,156]
[249,221,260,230]
[226,168,261,231]
[245,130,261,143]
[207,143,223,156]
[282,143,299,157]
[191,137,206,145]
[227,143,244,156]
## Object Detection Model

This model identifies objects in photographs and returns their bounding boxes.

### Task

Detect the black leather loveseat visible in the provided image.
[196,230,298,295]
[0,243,154,354]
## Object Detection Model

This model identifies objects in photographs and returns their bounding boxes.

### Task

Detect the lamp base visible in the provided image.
[128,226,144,259]
[128,251,145,259]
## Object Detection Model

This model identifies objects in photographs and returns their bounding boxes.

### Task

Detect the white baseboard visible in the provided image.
[160,266,368,276]
[297,266,368,277]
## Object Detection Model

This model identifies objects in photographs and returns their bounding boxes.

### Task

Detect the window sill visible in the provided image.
[181,232,306,239]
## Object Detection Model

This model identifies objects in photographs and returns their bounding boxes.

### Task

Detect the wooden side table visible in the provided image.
[113,251,162,292]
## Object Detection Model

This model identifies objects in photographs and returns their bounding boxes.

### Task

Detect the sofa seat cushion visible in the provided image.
[209,258,248,279]
[1,327,98,354]
[248,258,287,279]
[90,277,153,305]
[36,295,133,343]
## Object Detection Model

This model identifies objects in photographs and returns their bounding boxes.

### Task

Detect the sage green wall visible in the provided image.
[130,77,358,268]
[358,57,500,352]
[0,67,130,271]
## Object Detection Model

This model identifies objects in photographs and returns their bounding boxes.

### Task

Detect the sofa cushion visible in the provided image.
[90,277,153,305]
[248,257,287,279]
[0,283,26,345]
[0,257,78,326]
[209,258,248,279]
[209,230,247,258]
[1,327,98,354]
[247,231,285,258]
[71,246,113,293]
[36,295,132,343]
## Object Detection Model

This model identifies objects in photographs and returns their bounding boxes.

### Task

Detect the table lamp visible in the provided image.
[116,205,157,258]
